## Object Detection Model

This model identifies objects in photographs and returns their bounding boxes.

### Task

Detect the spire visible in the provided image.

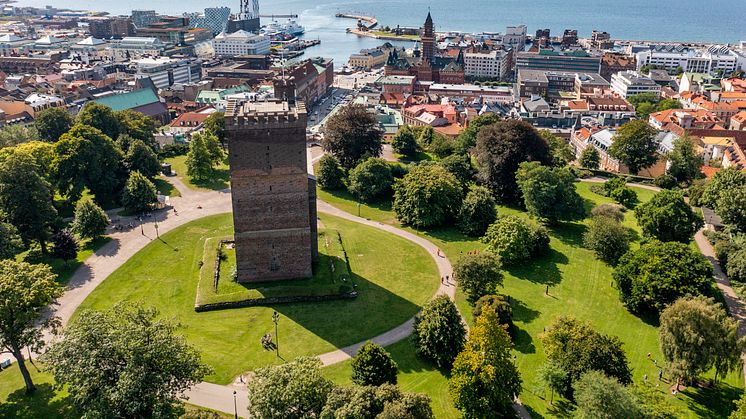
[456,48,464,66]
[425,11,432,26]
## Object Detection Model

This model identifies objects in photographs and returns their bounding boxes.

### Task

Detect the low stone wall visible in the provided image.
[194,291,358,313]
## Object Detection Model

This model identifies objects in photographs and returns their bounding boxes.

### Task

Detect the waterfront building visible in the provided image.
[502,25,527,51]
[349,46,390,70]
[189,7,231,36]
[131,10,158,29]
[213,30,270,56]
[610,70,661,98]
[463,49,511,80]
[132,57,202,89]
[110,37,167,60]
[591,30,613,49]
[516,49,601,74]
[634,44,746,75]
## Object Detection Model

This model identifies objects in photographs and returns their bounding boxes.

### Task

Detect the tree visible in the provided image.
[449,305,522,417]
[322,104,383,169]
[417,126,435,148]
[34,107,74,142]
[0,140,55,179]
[583,215,630,265]
[0,260,61,393]
[0,219,22,259]
[579,146,600,169]
[608,120,660,175]
[186,133,214,181]
[54,124,126,204]
[457,185,497,236]
[71,199,110,240]
[115,109,158,149]
[453,252,503,304]
[725,249,746,283]
[0,153,57,252]
[125,139,161,179]
[348,158,393,202]
[413,295,466,369]
[634,190,702,243]
[537,362,567,404]
[378,391,434,419]
[51,229,78,266]
[731,394,746,419]
[392,164,463,228]
[0,124,39,148]
[716,187,746,232]
[440,154,475,187]
[540,316,632,397]
[541,130,574,167]
[248,357,333,419]
[391,126,418,158]
[455,113,500,154]
[42,303,211,417]
[591,203,625,222]
[667,136,702,183]
[613,241,712,313]
[515,162,585,223]
[472,294,513,336]
[200,129,224,164]
[482,215,549,264]
[320,384,433,419]
[654,173,678,189]
[702,166,746,208]
[351,342,398,386]
[202,112,225,145]
[429,135,455,159]
[659,296,743,388]
[573,371,643,419]
[76,102,121,140]
[475,120,552,202]
[121,171,158,213]
[317,154,346,190]
[610,185,638,208]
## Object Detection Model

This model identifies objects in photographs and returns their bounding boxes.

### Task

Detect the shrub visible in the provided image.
[457,185,497,236]
[610,186,638,208]
[392,164,463,228]
[317,155,346,190]
[726,249,746,283]
[482,216,549,264]
[654,174,678,189]
[351,342,398,386]
[453,252,503,303]
[634,190,702,243]
[413,295,466,369]
[348,158,393,202]
[583,216,630,265]
[591,203,626,223]
[429,135,455,158]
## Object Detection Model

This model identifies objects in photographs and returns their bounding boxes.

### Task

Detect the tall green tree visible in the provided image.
[540,130,574,167]
[121,171,158,213]
[537,362,567,404]
[573,370,643,419]
[701,166,746,208]
[34,107,74,142]
[0,260,62,393]
[202,112,225,145]
[348,158,393,202]
[125,139,161,179]
[0,124,39,148]
[186,134,214,181]
[634,190,702,242]
[322,104,383,169]
[583,215,630,265]
[70,199,110,240]
[457,185,497,236]
[482,215,549,264]
[248,357,334,419]
[453,252,503,304]
[413,295,466,369]
[613,241,712,313]
[515,161,585,223]
[579,146,600,169]
[659,296,743,388]
[391,126,418,159]
[115,109,158,149]
[392,164,463,228]
[76,102,121,140]
[42,303,211,417]
[439,153,475,187]
[0,153,57,252]
[475,120,552,202]
[667,136,703,183]
[351,342,398,386]
[715,187,746,232]
[0,141,55,179]
[455,113,500,154]
[200,129,224,164]
[541,316,632,397]
[449,305,522,417]
[608,120,660,175]
[317,154,346,190]
[0,218,23,259]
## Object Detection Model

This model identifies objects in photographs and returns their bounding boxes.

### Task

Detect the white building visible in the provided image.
[132,57,201,89]
[110,37,167,60]
[635,44,746,75]
[212,30,270,57]
[502,25,526,51]
[24,93,64,114]
[464,50,511,80]
[610,70,661,98]
[0,33,31,56]
[429,83,514,104]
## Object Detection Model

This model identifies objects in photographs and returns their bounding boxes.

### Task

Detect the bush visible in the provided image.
[70,199,110,240]
[482,216,549,264]
[687,182,706,207]
[654,174,678,189]
[158,143,189,158]
[457,185,497,236]
[413,295,466,369]
[613,241,713,313]
[348,158,394,202]
[515,162,585,223]
[51,229,78,263]
[429,135,455,158]
[634,190,702,243]
[591,203,626,223]
[391,126,418,159]
[439,154,475,186]
[121,171,158,213]
[583,216,630,265]
[392,164,463,228]
[473,294,513,336]
[317,155,346,190]
[610,186,638,208]
[726,249,746,283]
[351,342,398,386]
[453,252,503,304]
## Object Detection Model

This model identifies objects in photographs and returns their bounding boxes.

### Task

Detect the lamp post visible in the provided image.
[154,219,160,239]
[233,390,237,419]
[272,311,280,357]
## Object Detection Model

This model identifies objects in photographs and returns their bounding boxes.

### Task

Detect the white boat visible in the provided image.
[264,19,305,37]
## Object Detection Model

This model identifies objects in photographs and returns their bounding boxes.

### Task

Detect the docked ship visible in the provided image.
[264,19,305,37]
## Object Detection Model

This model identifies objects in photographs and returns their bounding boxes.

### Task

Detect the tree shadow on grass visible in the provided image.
[191,167,230,191]
[323,187,394,213]
[513,326,535,354]
[545,398,575,418]
[0,383,76,419]
[683,382,742,419]
[511,296,540,324]
[505,249,568,287]
[549,221,587,248]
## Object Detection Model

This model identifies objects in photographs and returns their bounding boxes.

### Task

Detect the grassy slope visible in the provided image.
[318,181,743,418]
[165,155,229,191]
[74,212,438,384]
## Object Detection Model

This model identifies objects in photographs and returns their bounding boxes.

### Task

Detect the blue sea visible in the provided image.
[15,0,746,65]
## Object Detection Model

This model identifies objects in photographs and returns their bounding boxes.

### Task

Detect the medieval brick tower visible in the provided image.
[421,12,435,63]
[225,79,317,283]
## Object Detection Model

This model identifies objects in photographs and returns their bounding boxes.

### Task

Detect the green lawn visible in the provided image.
[165,155,229,191]
[73,212,439,384]
[0,363,74,418]
[318,180,744,418]
[153,177,181,198]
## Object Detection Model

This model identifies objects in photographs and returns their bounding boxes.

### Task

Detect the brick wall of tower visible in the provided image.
[225,100,314,282]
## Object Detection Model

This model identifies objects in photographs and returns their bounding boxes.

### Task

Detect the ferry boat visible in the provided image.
[264,19,305,37]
